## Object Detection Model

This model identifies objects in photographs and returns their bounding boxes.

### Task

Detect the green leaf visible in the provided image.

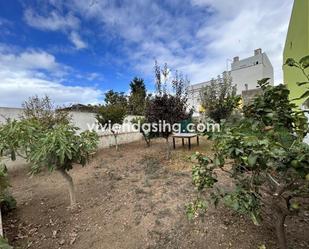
[0,236,13,249]
[293,91,309,101]
[248,153,258,167]
[285,58,296,67]
[299,55,309,69]
[296,81,309,86]
[250,212,260,226]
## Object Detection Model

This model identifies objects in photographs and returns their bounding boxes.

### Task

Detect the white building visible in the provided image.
[188,49,274,112]
[231,48,274,94]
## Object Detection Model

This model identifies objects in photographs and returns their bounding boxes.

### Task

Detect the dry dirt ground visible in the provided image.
[3,137,309,249]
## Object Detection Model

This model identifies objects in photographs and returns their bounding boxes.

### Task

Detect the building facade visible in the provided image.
[283,0,309,107]
[187,49,274,112]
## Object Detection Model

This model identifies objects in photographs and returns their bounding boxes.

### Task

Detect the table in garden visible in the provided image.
[172,133,199,150]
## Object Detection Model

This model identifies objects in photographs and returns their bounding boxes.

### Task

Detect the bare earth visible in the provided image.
[3,138,309,249]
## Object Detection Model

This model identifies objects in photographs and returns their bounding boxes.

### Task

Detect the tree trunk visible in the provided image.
[112,130,118,151]
[275,212,288,249]
[142,131,150,147]
[0,207,3,237]
[114,134,118,151]
[165,137,171,160]
[58,169,76,207]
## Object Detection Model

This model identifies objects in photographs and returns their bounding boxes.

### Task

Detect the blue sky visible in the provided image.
[0,0,293,107]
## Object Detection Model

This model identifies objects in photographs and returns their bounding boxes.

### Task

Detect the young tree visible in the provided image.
[96,105,126,151]
[145,62,190,159]
[0,119,98,208]
[96,91,127,151]
[21,95,70,128]
[0,96,99,207]
[200,72,240,123]
[28,124,98,207]
[188,79,308,249]
[128,77,147,115]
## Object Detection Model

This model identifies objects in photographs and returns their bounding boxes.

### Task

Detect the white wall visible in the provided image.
[231,53,274,94]
[0,107,22,123]
[0,107,143,147]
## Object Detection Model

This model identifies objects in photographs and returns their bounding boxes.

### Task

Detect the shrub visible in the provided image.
[189,79,308,249]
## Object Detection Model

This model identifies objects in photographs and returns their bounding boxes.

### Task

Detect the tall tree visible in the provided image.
[145,61,190,159]
[104,90,127,108]
[128,77,147,115]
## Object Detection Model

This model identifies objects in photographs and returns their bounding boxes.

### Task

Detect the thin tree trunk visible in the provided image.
[142,131,150,147]
[275,212,288,249]
[114,134,118,151]
[112,130,118,151]
[0,207,3,237]
[165,137,171,160]
[58,169,76,207]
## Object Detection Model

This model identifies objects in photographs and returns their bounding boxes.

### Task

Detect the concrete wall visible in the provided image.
[0,107,22,123]
[0,107,143,148]
[98,132,143,149]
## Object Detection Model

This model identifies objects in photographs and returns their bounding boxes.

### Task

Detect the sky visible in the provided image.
[0,0,294,107]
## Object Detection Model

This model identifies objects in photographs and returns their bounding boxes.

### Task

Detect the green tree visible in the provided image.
[96,91,127,151]
[188,79,308,249]
[104,90,127,108]
[0,120,98,207]
[128,77,147,115]
[200,72,240,123]
[28,124,98,207]
[0,96,98,207]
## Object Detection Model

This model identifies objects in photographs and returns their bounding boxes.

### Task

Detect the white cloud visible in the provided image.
[24,8,79,31]
[1,50,60,71]
[24,8,87,50]
[69,31,87,50]
[0,48,102,107]
[20,0,294,89]
[66,0,293,84]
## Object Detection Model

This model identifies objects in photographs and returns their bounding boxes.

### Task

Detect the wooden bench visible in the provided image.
[172,133,199,150]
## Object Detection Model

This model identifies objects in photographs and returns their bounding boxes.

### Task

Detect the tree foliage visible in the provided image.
[0,96,98,207]
[189,80,308,249]
[128,77,147,115]
[96,91,127,151]
[21,95,70,128]
[104,90,128,108]
[145,61,190,158]
[200,72,240,123]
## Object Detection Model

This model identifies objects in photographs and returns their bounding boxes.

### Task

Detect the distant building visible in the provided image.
[231,48,274,94]
[187,49,274,112]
